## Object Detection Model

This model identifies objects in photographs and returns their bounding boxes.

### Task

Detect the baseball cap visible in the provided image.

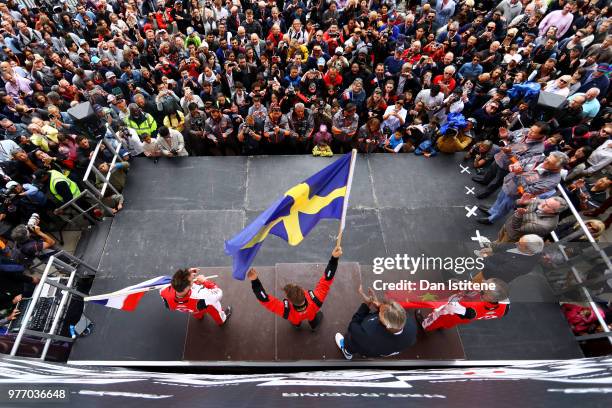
[5,181,18,190]
[317,57,325,66]
[335,47,343,55]
[186,27,195,35]
[467,117,477,126]
[92,56,101,64]
[107,94,117,103]
[105,71,116,79]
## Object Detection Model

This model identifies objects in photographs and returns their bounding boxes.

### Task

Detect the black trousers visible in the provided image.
[292,311,323,330]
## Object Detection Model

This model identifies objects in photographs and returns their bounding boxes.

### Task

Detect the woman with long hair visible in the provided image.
[366,88,388,121]
[357,117,384,154]
[163,108,186,133]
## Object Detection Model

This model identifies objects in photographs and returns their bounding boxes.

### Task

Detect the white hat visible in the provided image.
[5,181,19,190]
[335,46,344,55]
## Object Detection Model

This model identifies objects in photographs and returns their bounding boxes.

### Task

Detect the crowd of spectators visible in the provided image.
[0,0,609,333]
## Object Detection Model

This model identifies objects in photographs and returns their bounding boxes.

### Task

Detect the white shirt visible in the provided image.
[586,140,612,175]
[0,139,20,162]
[381,106,407,133]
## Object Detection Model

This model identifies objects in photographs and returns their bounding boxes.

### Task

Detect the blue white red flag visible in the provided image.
[84,276,172,311]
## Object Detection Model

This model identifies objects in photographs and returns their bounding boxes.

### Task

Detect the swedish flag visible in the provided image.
[225,152,356,280]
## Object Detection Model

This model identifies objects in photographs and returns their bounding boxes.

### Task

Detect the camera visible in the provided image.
[27,213,40,230]
[0,189,17,213]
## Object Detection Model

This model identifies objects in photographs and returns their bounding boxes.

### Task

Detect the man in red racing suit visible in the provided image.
[415,278,510,331]
[160,267,232,325]
[247,246,342,330]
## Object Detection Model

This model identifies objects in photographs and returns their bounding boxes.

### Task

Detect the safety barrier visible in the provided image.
[82,135,126,202]
[549,185,612,346]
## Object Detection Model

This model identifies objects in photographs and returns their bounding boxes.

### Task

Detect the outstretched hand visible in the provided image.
[247,268,258,281]
[358,285,381,309]
[332,246,343,258]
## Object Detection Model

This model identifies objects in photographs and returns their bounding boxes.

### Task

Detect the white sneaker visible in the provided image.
[334,333,353,360]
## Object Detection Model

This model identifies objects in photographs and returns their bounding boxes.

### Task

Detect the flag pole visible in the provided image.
[84,275,219,302]
[336,149,357,247]
[84,284,170,302]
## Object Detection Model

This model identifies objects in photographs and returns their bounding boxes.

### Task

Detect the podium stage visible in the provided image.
[68,155,582,366]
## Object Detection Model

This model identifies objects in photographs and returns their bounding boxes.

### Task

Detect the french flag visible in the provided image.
[85,276,172,311]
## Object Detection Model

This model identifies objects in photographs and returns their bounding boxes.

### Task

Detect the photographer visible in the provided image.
[10,222,56,265]
[381,97,407,134]
[371,31,393,66]
[184,103,208,156]
[115,126,144,158]
[263,104,292,155]
[322,23,344,55]
[237,115,263,155]
[157,126,188,157]
[331,103,359,153]
[203,107,233,156]
[321,3,339,29]
[357,118,384,154]
[288,103,315,154]
[2,180,46,223]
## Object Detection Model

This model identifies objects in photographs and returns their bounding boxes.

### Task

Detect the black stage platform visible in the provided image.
[69,155,583,365]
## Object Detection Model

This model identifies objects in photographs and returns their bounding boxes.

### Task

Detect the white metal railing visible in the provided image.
[82,135,126,201]
[552,185,612,345]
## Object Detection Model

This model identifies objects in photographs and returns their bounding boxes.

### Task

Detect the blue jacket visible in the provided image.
[384,56,403,76]
[577,74,609,96]
[457,62,483,81]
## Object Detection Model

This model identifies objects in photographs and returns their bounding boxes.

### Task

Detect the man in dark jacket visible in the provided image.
[335,287,416,360]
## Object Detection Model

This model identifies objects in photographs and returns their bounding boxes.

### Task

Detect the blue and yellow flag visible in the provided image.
[225,152,355,280]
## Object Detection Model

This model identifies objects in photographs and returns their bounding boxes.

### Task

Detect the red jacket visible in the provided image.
[433,75,457,94]
[424,294,510,331]
[251,256,338,325]
[160,281,220,314]
[323,72,343,88]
